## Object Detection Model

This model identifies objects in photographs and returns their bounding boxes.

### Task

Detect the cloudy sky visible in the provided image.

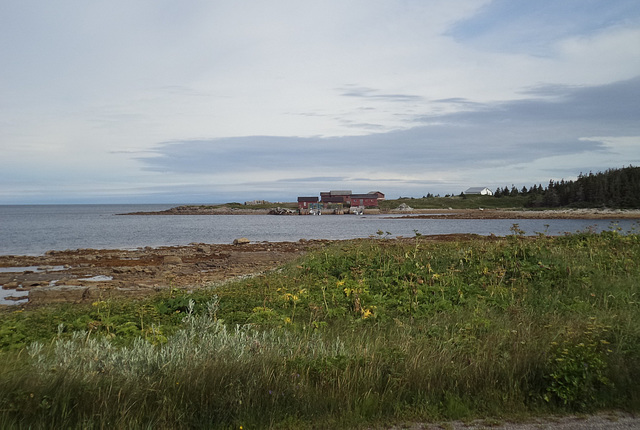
[1,1,639,204]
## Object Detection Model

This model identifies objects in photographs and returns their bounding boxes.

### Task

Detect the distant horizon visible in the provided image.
[2,165,631,205]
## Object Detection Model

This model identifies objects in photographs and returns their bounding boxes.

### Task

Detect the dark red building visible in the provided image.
[320,190,352,204]
[297,196,319,210]
[349,194,379,207]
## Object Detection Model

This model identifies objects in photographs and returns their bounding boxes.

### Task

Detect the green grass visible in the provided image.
[1,230,639,428]
[379,195,530,210]
[183,201,299,211]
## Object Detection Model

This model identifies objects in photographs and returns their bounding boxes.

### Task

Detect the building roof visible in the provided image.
[464,187,491,194]
[350,193,379,199]
[297,196,319,202]
[329,190,352,196]
[322,196,345,203]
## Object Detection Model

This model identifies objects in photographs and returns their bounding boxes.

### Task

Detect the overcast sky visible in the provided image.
[1,1,639,204]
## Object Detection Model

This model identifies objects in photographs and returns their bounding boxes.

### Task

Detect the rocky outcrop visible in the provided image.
[268,207,296,215]
[121,205,274,215]
[396,203,413,211]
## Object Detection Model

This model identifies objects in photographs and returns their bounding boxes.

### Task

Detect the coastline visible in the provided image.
[3,204,639,307]
[390,208,640,219]
[0,234,493,308]
[123,205,640,219]
[0,240,321,307]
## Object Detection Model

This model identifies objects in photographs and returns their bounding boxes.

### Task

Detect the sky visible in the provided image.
[1,0,639,204]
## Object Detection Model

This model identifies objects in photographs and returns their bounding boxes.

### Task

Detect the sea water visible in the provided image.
[0,205,637,256]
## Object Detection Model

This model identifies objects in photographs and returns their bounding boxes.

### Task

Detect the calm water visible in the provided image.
[0,205,637,256]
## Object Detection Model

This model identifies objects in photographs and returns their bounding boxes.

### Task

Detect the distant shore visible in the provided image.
[123,205,640,219]
[393,208,640,220]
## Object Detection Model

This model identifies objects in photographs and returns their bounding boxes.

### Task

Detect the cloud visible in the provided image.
[136,76,640,197]
[1,1,639,203]
[339,86,424,102]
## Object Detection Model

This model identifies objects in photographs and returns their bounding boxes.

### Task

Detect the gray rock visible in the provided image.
[163,256,183,265]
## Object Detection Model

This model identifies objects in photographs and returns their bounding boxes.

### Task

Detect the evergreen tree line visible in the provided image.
[493,166,640,209]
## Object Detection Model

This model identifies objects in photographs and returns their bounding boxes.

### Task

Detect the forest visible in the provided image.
[493,166,640,209]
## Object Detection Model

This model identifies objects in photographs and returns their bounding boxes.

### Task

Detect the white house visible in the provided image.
[464,187,493,196]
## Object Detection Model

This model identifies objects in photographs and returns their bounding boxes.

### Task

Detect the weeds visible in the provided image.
[0,231,639,428]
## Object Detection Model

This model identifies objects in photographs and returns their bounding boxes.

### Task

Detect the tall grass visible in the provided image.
[0,229,639,428]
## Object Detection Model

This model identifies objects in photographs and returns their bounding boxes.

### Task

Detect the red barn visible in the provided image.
[368,191,385,200]
[297,196,319,210]
[321,190,352,204]
[349,193,379,207]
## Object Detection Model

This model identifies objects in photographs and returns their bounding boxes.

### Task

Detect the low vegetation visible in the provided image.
[379,194,530,210]
[1,227,639,428]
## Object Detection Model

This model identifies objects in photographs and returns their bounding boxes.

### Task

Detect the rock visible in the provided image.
[29,285,88,304]
[233,238,250,245]
[163,256,183,265]
[268,207,296,215]
[396,203,413,211]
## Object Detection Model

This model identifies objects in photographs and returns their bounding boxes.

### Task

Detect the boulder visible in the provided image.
[197,245,211,253]
[233,238,250,245]
[163,256,183,265]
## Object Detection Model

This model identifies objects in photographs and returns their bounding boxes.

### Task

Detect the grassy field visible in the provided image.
[1,229,639,428]
[379,194,529,210]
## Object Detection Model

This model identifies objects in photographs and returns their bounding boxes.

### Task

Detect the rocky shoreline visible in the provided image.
[3,205,639,308]
[123,205,640,219]
[122,205,274,215]
[0,240,324,308]
[0,234,493,308]
[392,208,640,219]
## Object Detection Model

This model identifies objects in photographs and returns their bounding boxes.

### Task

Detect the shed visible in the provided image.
[464,187,493,196]
[297,196,319,210]
[350,193,380,207]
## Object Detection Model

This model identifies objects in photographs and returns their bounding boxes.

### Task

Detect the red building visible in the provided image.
[299,190,381,212]
[368,191,385,200]
[349,193,379,207]
[297,196,319,210]
[321,190,352,204]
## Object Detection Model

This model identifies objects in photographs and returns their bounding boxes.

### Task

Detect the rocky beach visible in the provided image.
[3,207,639,308]
[0,240,322,307]
[124,204,640,219]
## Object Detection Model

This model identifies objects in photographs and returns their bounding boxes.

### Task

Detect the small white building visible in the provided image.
[464,187,493,196]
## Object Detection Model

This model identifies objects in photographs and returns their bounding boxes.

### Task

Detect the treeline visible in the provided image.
[493,166,640,208]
